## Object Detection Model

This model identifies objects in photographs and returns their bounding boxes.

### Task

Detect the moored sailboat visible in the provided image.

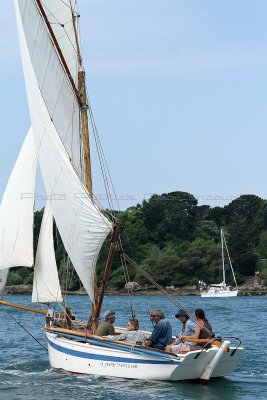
[200,229,239,297]
[0,0,244,382]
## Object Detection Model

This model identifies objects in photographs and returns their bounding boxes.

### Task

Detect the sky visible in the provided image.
[1,0,267,211]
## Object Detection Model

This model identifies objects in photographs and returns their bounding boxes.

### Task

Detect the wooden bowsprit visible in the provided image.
[0,299,47,314]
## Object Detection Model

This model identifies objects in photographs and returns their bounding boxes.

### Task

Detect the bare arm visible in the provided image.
[180,323,201,341]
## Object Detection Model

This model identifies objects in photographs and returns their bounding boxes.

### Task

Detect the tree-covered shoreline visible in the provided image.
[7,191,267,290]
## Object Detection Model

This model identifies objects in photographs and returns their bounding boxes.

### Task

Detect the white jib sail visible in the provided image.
[0,128,37,269]
[15,1,113,303]
[0,269,9,294]
[32,201,63,303]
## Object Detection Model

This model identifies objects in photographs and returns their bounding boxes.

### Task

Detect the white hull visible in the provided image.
[201,289,238,298]
[46,331,244,381]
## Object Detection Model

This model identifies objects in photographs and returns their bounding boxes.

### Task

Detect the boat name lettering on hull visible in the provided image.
[100,361,138,369]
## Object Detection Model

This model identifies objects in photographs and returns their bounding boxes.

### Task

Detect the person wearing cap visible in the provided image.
[95,310,116,336]
[145,309,172,350]
[165,309,196,353]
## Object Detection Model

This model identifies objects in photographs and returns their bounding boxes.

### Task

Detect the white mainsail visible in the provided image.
[39,0,80,86]
[16,0,83,180]
[32,201,63,303]
[0,128,37,269]
[15,1,112,303]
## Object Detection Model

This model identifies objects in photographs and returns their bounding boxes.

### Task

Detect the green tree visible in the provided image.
[207,206,226,227]
[8,190,265,290]
[7,272,23,285]
[194,220,219,242]
[142,191,198,243]
[257,229,267,259]
[139,243,181,287]
[227,221,258,276]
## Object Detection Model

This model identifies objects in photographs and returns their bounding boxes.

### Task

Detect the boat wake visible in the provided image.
[2,359,48,375]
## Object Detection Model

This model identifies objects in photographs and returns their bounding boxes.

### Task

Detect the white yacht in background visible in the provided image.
[200,229,238,297]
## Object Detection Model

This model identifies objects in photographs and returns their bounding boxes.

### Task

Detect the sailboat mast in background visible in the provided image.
[200,229,239,297]
[221,228,226,285]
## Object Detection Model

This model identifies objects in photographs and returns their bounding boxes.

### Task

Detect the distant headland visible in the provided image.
[4,276,266,296]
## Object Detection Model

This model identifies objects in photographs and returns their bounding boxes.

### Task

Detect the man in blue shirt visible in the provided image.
[145,309,172,350]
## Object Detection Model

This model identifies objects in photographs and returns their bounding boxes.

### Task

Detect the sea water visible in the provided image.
[0,294,266,400]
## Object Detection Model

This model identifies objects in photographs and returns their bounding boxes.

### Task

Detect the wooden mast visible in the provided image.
[70,9,120,332]
[78,70,99,325]
[71,9,93,194]
[36,2,116,331]
[71,14,99,328]
[92,222,120,325]
[36,2,98,322]
[78,71,93,194]
[70,8,112,330]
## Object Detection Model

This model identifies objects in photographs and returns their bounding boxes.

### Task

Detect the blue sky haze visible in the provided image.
[1,0,267,210]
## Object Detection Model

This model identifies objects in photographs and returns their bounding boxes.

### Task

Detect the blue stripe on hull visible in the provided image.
[47,337,179,365]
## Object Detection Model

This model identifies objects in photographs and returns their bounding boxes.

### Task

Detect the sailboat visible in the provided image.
[200,229,239,298]
[0,0,244,382]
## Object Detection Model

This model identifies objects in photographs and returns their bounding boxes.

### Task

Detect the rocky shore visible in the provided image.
[4,277,267,296]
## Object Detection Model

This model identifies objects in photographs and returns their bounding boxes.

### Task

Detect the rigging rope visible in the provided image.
[122,252,213,336]
[40,0,80,55]
[118,243,136,319]
[4,311,47,352]
[87,97,121,218]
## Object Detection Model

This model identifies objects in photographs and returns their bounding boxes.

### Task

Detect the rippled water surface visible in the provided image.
[0,295,266,399]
